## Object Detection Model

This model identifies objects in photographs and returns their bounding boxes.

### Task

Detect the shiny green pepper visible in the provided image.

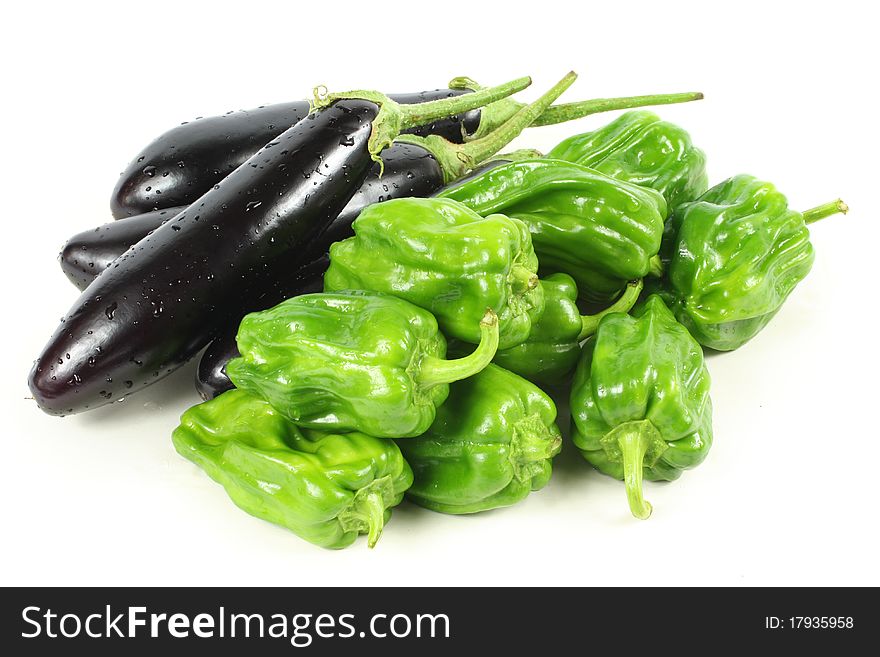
[570,295,713,520]
[172,389,413,549]
[226,291,499,438]
[324,197,542,350]
[492,274,643,384]
[547,110,708,212]
[398,364,562,514]
[438,159,666,303]
[658,175,847,351]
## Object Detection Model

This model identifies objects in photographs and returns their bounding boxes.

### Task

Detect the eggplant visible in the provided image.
[66,88,705,287]
[111,90,481,218]
[112,84,703,218]
[61,207,187,289]
[195,257,327,400]
[62,141,443,291]
[30,79,534,414]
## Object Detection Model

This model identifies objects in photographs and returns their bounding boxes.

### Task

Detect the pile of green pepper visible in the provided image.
[170,92,846,548]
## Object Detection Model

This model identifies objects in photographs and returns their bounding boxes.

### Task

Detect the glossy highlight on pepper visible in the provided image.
[173,389,412,549]
[658,175,847,351]
[438,159,666,302]
[547,110,708,213]
[226,291,500,438]
[324,197,544,349]
[492,274,643,384]
[399,364,562,514]
[570,295,713,519]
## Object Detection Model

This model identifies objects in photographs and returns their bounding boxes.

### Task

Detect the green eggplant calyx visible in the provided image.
[310,76,532,171]
[484,148,546,164]
[337,476,394,549]
[579,279,644,340]
[398,72,576,183]
[510,414,562,483]
[510,264,540,296]
[449,75,704,135]
[802,198,849,225]
[416,309,500,390]
[600,420,668,520]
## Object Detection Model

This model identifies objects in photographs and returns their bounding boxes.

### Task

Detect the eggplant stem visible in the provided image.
[311,77,532,171]
[399,72,577,183]
[451,75,704,140]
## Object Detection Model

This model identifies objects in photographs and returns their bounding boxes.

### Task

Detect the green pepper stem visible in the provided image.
[311,76,532,169]
[648,255,664,278]
[802,199,848,224]
[362,491,385,549]
[418,309,500,389]
[579,280,644,340]
[397,72,577,183]
[449,76,703,138]
[510,264,540,295]
[338,476,392,548]
[616,425,653,520]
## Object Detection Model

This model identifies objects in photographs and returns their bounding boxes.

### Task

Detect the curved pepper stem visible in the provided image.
[802,198,849,225]
[618,428,653,520]
[339,478,392,548]
[579,279,644,340]
[418,309,500,389]
[311,76,532,169]
[449,76,704,140]
[600,420,667,520]
[362,491,385,549]
[648,255,664,278]
[397,72,577,183]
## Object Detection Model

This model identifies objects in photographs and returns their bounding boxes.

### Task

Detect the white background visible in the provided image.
[2,0,878,587]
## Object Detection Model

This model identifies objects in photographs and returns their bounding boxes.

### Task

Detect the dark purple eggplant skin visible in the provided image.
[30,100,379,416]
[112,90,479,218]
[61,207,187,290]
[63,142,444,290]
[196,259,327,400]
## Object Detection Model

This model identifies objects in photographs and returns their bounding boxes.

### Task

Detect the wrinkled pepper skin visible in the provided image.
[324,197,543,349]
[658,175,844,351]
[547,110,708,213]
[398,364,562,514]
[570,295,713,520]
[173,389,412,549]
[492,274,643,385]
[226,291,499,439]
[437,159,666,303]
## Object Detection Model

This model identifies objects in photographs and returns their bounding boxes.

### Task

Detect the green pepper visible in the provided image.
[657,174,847,351]
[546,110,708,212]
[438,159,666,303]
[570,295,713,520]
[226,291,499,438]
[324,197,543,349]
[172,389,413,549]
[492,274,643,384]
[398,364,562,514]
